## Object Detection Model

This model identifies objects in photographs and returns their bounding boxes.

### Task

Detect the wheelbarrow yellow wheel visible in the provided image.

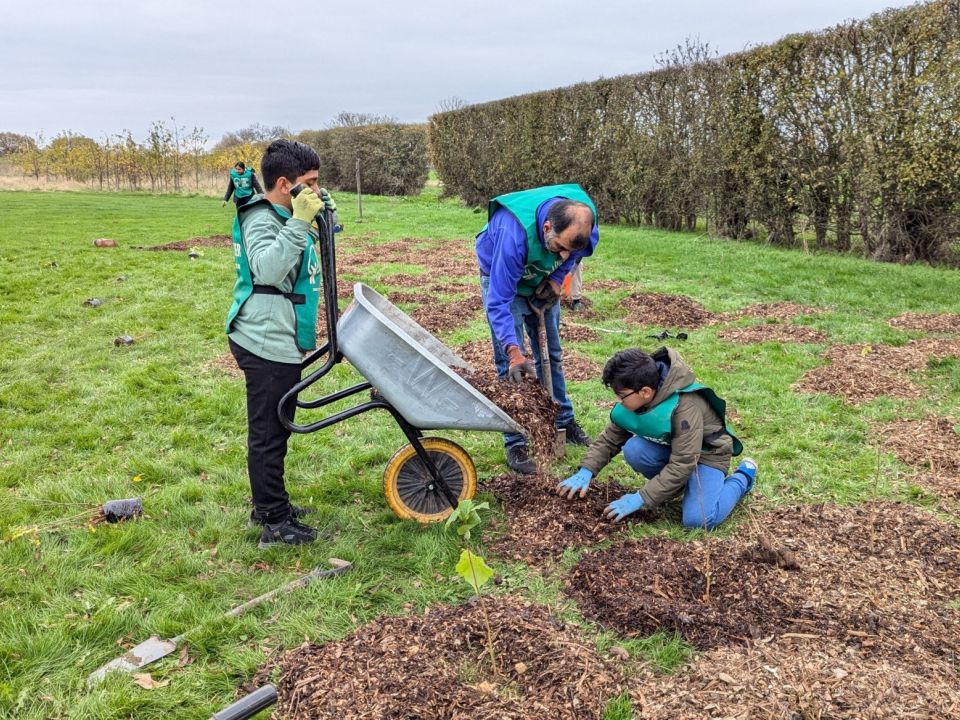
[383,438,476,523]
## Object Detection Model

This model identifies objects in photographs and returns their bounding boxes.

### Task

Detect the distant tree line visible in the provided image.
[429,0,960,263]
[2,115,430,197]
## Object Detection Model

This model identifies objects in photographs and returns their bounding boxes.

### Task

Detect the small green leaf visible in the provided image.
[455,549,493,593]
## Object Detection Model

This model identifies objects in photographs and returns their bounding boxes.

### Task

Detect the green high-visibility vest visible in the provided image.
[610,382,743,455]
[483,184,597,297]
[230,168,254,199]
[225,196,321,352]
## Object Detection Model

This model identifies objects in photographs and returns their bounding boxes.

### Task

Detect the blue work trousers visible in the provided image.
[623,436,751,530]
[479,275,574,448]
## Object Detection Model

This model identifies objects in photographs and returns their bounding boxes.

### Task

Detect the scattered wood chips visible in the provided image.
[336,237,477,279]
[888,312,960,334]
[794,338,960,404]
[724,302,825,321]
[253,596,624,720]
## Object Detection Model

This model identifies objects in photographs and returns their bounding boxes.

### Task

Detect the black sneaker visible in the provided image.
[506,445,537,475]
[561,421,591,446]
[249,503,313,528]
[258,517,318,549]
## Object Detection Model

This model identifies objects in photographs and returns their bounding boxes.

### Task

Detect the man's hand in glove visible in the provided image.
[506,344,535,384]
[291,187,324,223]
[319,188,336,212]
[556,468,593,499]
[603,492,644,523]
[530,278,561,310]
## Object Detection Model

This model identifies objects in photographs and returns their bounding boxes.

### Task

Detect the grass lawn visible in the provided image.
[0,186,957,719]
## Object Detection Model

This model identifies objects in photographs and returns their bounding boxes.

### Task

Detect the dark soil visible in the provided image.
[412,295,484,334]
[146,234,232,251]
[794,338,960,404]
[622,292,717,329]
[252,596,624,720]
[483,473,652,565]
[881,415,960,502]
[724,302,825,321]
[717,323,828,345]
[888,312,960,334]
[455,369,558,461]
[566,502,960,660]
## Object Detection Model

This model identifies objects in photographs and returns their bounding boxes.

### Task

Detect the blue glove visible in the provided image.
[556,468,593,500]
[603,492,644,523]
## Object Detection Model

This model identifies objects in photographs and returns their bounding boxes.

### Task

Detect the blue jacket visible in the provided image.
[476,197,599,348]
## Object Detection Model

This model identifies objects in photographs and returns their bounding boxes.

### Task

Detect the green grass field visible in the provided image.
[0,187,958,718]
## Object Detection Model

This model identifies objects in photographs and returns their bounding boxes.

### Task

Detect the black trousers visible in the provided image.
[229,339,302,523]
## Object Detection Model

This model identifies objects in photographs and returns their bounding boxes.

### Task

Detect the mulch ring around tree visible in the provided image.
[559,319,601,343]
[411,296,484,334]
[454,369,558,461]
[724,302,825,321]
[379,273,473,294]
[584,278,634,293]
[881,414,960,502]
[336,237,477,279]
[888,311,960,334]
[250,596,624,720]
[622,292,718,329]
[145,234,233,250]
[565,501,960,662]
[631,635,960,719]
[793,338,960,404]
[483,473,653,565]
[716,323,828,345]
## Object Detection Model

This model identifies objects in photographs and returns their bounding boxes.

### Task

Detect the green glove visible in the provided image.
[319,188,336,212]
[291,187,324,223]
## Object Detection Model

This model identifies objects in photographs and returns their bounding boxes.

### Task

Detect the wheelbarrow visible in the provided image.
[279,203,523,523]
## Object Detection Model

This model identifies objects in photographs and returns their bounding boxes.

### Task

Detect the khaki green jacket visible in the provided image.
[581,347,733,508]
[227,200,317,364]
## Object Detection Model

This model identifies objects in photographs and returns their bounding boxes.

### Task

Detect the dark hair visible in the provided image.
[260,140,320,190]
[546,199,594,251]
[602,349,660,392]
[234,161,246,170]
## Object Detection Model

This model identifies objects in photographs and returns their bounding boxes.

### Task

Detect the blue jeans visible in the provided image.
[479,275,575,448]
[622,436,751,530]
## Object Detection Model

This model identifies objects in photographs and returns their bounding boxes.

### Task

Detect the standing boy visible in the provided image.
[226,140,335,547]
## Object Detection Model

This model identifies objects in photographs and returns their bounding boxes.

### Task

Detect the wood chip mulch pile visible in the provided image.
[724,302,825,320]
[716,323,828,345]
[622,292,718,329]
[794,338,960,404]
[881,414,960,501]
[566,501,960,662]
[632,635,960,720]
[253,596,624,720]
[387,290,448,306]
[483,473,644,565]
[454,369,558,461]
[888,312,960,334]
[584,278,633,292]
[411,296,484,334]
[559,320,601,343]
[146,234,233,251]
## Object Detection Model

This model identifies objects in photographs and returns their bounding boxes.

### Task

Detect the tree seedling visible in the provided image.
[445,499,498,674]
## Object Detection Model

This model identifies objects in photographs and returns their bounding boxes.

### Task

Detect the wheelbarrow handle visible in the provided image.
[211,684,277,720]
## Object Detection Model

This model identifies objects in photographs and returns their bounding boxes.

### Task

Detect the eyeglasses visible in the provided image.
[615,390,638,402]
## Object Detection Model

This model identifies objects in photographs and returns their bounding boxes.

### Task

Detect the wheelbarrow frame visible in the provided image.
[278,208,461,511]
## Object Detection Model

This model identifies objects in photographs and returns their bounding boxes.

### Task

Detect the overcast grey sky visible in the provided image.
[1,0,918,144]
